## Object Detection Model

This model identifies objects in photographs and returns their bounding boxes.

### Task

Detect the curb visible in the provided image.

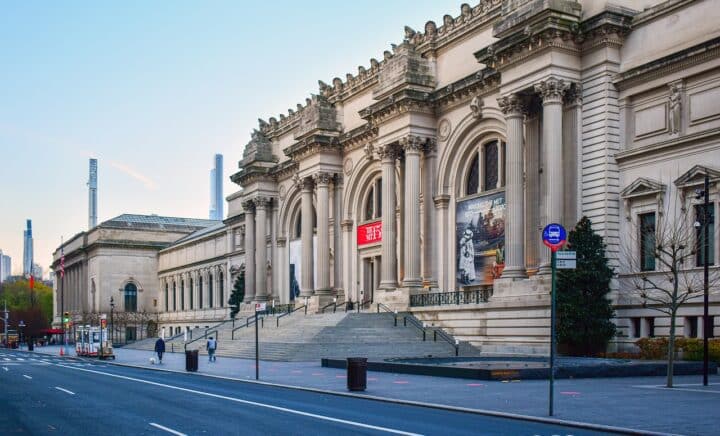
[25,349,676,436]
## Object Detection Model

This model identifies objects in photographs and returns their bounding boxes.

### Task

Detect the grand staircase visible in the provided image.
[127,309,481,361]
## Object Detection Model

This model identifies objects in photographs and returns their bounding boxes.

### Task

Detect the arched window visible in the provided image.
[199,276,204,309]
[463,139,506,196]
[219,272,224,307]
[466,155,479,195]
[125,283,138,312]
[164,283,169,311]
[363,178,382,221]
[189,278,194,309]
[209,273,214,308]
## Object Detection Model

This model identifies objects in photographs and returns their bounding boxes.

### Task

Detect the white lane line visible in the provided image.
[3,358,9,361]
[55,386,75,395]
[55,364,422,436]
[2,367,8,372]
[16,358,24,361]
[149,423,187,436]
[633,385,720,394]
[23,375,32,379]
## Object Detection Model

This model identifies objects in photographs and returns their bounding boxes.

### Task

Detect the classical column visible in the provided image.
[300,177,315,297]
[434,195,450,290]
[422,140,438,288]
[535,77,570,274]
[333,176,343,294]
[379,144,398,289]
[401,136,423,288]
[254,197,270,301]
[243,200,256,302]
[525,114,541,272]
[341,219,353,300]
[498,94,528,279]
[314,172,332,294]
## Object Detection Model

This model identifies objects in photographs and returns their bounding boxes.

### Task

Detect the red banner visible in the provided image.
[357,221,382,245]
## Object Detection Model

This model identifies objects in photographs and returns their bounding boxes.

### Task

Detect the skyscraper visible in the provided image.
[88,158,98,229]
[32,263,43,280]
[0,250,11,283]
[23,219,33,276]
[209,154,224,220]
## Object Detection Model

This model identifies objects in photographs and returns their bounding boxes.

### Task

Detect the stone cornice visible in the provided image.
[339,123,379,153]
[474,9,633,71]
[432,68,501,111]
[614,36,720,91]
[283,133,341,162]
[359,89,434,126]
[230,163,275,187]
[269,159,298,181]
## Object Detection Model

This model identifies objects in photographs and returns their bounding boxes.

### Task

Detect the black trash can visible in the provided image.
[185,349,199,372]
[28,341,34,351]
[346,357,367,391]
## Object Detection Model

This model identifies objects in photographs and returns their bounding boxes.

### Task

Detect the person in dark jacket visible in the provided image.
[154,337,166,364]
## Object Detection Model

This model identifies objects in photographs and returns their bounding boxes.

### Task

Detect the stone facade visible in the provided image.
[55,1,720,353]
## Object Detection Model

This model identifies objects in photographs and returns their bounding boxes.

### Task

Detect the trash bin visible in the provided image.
[346,357,367,391]
[28,341,34,351]
[185,349,199,372]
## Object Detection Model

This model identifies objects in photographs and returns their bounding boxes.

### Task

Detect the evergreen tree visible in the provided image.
[557,217,616,356]
[227,273,245,318]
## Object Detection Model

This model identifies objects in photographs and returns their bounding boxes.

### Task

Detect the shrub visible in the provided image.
[635,337,720,362]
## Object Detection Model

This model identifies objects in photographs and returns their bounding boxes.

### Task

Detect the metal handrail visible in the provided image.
[403,315,426,341]
[355,299,372,313]
[377,302,398,326]
[184,329,219,350]
[275,304,307,327]
[321,300,344,313]
[231,315,264,339]
[433,328,460,356]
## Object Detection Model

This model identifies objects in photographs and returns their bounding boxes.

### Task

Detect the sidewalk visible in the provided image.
[35,345,718,435]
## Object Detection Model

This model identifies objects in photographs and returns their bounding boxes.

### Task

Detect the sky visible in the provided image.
[0,0,462,276]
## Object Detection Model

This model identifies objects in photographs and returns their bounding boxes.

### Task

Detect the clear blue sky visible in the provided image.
[0,1,462,276]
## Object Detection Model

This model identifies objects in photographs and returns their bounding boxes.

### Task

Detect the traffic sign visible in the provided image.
[556,251,576,260]
[255,303,267,312]
[542,223,567,252]
[556,259,576,269]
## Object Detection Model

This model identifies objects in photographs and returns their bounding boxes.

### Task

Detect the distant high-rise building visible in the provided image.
[23,219,33,276]
[31,263,43,280]
[0,250,11,283]
[88,158,98,229]
[209,154,224,220]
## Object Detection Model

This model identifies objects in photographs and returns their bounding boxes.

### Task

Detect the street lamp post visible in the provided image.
[110,297,115,346]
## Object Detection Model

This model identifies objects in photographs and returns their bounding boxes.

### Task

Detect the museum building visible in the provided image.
[55,0,720,353]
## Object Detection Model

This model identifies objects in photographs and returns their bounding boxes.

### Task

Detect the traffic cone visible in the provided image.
[59,347,64,356]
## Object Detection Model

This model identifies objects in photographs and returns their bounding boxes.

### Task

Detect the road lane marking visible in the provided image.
[149,423,187,436]
[23,375,32,379]
[2,367,7,372]
[55,364,423,436]
[55,386,75,395]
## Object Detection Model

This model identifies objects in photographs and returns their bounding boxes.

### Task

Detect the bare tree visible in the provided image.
[622,196,719,387]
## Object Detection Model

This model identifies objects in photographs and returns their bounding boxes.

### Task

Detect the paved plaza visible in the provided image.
[31,345,720,435]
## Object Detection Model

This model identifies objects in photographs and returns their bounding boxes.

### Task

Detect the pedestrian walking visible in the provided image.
[207,337,217,362]
[154,337,166,364]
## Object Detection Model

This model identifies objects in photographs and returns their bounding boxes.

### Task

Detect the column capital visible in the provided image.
[313,171,333,186]
[300,176,314,192]
[399,135,429,154]
[534,77,570,104]
[497,94,525,117]
[276,236,287,248]
[564,83,583,107]
[241,199,255,213]
[377,143,398,161]
[340,219,354,231]
[433,194,451,209]
[253,196,271,210]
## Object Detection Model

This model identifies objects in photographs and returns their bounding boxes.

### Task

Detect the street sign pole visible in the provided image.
[542,223,567,418]
[549,249,557,417]
[255,309,259,380]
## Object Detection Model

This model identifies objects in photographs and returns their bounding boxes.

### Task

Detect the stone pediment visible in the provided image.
[674,165,720,189]
[373,43,435,101]
[620,177,666,199]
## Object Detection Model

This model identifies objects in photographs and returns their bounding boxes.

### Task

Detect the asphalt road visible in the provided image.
[0,350,631,436]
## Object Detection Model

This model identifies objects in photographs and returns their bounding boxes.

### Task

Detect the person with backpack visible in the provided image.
[206,336,217,362]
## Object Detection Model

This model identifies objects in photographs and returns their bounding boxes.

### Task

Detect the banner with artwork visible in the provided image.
[455,191,506,287]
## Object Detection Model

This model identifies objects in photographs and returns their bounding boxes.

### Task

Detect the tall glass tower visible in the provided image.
[88,158,98,229]
[23,220,33,276]
[209,154,224,220]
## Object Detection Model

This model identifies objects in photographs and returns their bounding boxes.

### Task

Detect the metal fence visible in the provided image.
[409,289,492,307]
